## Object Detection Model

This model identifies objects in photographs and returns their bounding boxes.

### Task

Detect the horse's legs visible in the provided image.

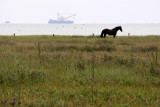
[104,33,107,38]
[100,34,103,38]
[113,35,116,38]
[100,31,104,38]
[100,33,103,38]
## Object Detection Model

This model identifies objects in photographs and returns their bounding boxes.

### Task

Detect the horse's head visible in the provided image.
[118,26,123,32]
[114,26,123,32]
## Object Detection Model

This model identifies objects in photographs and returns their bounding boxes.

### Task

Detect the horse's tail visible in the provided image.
[100,30,103,38]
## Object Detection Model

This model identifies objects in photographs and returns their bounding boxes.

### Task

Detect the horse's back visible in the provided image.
[102,29,109,33]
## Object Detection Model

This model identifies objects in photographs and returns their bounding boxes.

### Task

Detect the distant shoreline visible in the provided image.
[0,24,160,36]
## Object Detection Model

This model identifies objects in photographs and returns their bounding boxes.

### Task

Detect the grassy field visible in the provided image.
[0,35,160,107]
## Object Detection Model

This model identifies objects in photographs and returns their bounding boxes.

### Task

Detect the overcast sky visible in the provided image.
[0,0,160,24]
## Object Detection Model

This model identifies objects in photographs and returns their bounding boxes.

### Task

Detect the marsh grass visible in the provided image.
[150,51,160,75]
[0,36,160,106]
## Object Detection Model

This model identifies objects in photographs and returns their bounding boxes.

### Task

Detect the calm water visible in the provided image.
[0,24,160,36]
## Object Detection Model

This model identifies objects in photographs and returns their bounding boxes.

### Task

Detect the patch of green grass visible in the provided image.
[0,35,160,106]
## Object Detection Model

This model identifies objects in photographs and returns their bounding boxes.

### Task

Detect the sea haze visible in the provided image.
[0,24,160,36]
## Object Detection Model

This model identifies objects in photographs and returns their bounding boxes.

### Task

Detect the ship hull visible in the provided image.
[48,19,74,24]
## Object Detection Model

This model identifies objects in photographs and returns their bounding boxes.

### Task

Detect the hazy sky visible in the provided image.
[0,0,160,24]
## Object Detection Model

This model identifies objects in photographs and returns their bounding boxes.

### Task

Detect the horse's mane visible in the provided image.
[112,26,121,30]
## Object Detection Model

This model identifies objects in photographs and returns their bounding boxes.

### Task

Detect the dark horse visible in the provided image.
[100,26,122,38]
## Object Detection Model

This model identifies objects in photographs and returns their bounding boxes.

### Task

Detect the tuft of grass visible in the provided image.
[150,51,160,75]
[131,45,159,53]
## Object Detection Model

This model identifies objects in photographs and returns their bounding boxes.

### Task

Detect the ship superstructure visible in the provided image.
[48,13,76,24]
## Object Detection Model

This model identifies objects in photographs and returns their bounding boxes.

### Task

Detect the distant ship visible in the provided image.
[48,13,76,24]
[5,21,10,24]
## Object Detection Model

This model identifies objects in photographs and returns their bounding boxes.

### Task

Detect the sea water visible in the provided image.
[0,24,160,36]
